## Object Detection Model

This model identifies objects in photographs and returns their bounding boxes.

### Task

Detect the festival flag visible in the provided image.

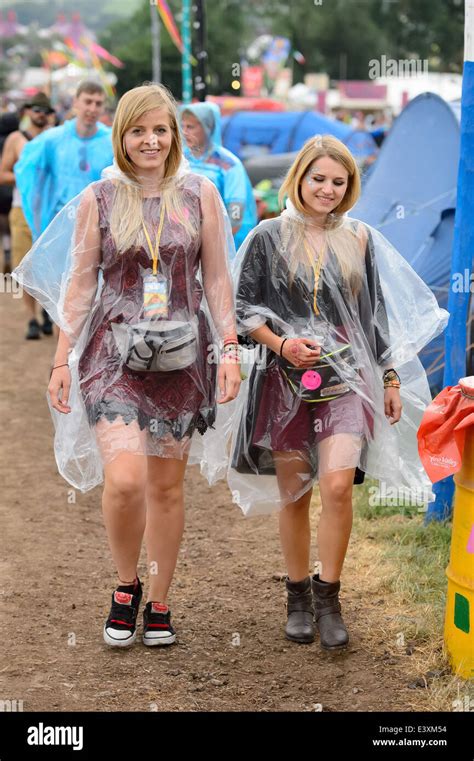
[84,37,115,97]
[153,0,196,63]
[90,42,124,69]
[155,0,184,53]
[41,49,70,68]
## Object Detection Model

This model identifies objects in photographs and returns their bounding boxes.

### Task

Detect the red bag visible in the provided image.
[417,377,474,484]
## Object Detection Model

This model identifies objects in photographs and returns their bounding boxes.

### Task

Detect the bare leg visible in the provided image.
[102,453,147,583]
[316,434,361,582]
[144,449,188,603]
[98,419,148,584]
[274,451,314,582]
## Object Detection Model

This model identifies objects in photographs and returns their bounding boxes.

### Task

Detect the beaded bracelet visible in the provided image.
[222,354,240,364]
[221,341,241,356]
[221,349,240,361]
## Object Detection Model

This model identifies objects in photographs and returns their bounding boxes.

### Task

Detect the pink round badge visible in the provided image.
[301,370,322,390]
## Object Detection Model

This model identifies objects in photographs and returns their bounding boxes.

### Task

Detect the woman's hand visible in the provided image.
[48,365,72,414]
[282,337,321,368]
[384,387,402,424]
[217,361,241,404]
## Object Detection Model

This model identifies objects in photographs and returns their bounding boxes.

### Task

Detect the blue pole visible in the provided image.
[427,1,474,523]
[181,0,192,104]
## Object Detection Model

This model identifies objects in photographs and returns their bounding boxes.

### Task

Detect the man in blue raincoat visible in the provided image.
[180,102,257,252]
[15,81,113,240]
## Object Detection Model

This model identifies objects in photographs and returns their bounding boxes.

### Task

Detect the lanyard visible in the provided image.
[303,236,325,315]
[142,201,166,276]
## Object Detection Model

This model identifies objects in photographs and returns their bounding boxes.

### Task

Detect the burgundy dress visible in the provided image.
[77,175,217,448]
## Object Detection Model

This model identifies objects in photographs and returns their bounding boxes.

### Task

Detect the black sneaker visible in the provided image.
[142,601,176,647]
[25,319,41,340]
[42,309,53,335]
[103,578,142,647]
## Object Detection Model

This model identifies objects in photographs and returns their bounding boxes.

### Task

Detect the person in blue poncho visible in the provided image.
[15,81,114,240]
[180,102,257,252]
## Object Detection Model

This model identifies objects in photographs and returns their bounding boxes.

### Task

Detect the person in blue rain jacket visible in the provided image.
[180,102,257,252]
[15,81,113,240]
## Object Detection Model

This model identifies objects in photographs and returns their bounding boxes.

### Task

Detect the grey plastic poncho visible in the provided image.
[224,201,448,515]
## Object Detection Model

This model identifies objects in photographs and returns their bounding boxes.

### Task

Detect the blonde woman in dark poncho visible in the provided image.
[228,135,448,650]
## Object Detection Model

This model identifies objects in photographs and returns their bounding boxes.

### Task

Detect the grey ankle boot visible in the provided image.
[285,576,315,644]
[311,574,349,651]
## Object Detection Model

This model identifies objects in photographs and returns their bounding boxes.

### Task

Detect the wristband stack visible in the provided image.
[221,337,240,364]
[383,368,401,389]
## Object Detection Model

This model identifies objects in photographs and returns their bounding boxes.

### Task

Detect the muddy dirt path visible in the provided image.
[0,290,426,712]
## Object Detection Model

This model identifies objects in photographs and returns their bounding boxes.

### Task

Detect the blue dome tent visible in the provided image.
[221,111,352,160]
[352,92,463,394]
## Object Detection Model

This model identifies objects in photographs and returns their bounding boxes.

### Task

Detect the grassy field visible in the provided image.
[348,478,473,710]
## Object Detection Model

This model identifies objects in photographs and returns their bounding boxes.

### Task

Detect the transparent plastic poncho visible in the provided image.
[225,201,449,516]
[12,164,237,492]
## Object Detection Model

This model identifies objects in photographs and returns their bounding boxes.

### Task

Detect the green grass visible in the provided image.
[353,478,452,643]
[350,479,474,709]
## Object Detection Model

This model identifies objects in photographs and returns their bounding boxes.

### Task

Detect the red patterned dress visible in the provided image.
[77,174,218,453]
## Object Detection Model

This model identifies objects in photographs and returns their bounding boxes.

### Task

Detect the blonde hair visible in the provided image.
[278,135,364,293]
[279,134,361,215]
[110,83,194,252]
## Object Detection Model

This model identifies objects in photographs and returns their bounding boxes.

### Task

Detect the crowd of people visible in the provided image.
[4,81,446,654]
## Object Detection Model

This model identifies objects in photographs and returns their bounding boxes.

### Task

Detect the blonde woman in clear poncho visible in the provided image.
[228,135,448,650]
[12,84,241,648]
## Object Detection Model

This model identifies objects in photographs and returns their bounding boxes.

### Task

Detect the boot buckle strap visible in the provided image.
[288,599,313,614]
[316,602,341,617]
